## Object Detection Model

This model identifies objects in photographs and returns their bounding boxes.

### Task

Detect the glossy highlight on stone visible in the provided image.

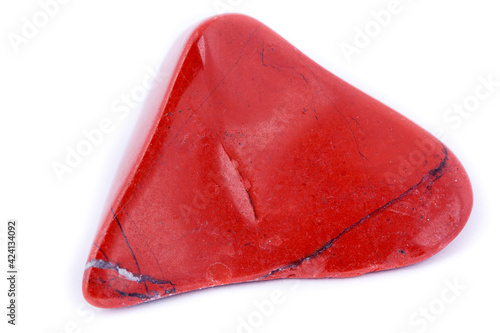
[83,14,473,308]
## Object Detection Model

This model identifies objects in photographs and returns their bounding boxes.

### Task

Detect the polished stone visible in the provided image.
[83,14,473,308]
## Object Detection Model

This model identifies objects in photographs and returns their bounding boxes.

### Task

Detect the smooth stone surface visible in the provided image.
[83,14,473,308]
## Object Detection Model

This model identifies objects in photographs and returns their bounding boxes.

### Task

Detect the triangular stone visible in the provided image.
[83,14,473,308]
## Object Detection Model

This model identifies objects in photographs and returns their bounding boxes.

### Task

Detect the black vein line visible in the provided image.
[259,42,280,71]
[114,284,175,300]
[120,203,166,281]
[92,242,109,262]
[111,207,149,294]
[258,146,448,280]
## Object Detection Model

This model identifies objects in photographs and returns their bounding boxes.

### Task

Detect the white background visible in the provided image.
[1,0,499,332]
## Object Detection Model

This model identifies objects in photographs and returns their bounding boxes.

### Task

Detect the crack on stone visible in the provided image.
[219,141,259,222]
[332,102,372,179]
[291,66,309,84]
[259,42,281,71]
[256,43,312,85]
[350,115,363,131]
[258,146,449,279]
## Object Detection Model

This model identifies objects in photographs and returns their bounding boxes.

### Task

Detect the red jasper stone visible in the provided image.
[83,14,473,308]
